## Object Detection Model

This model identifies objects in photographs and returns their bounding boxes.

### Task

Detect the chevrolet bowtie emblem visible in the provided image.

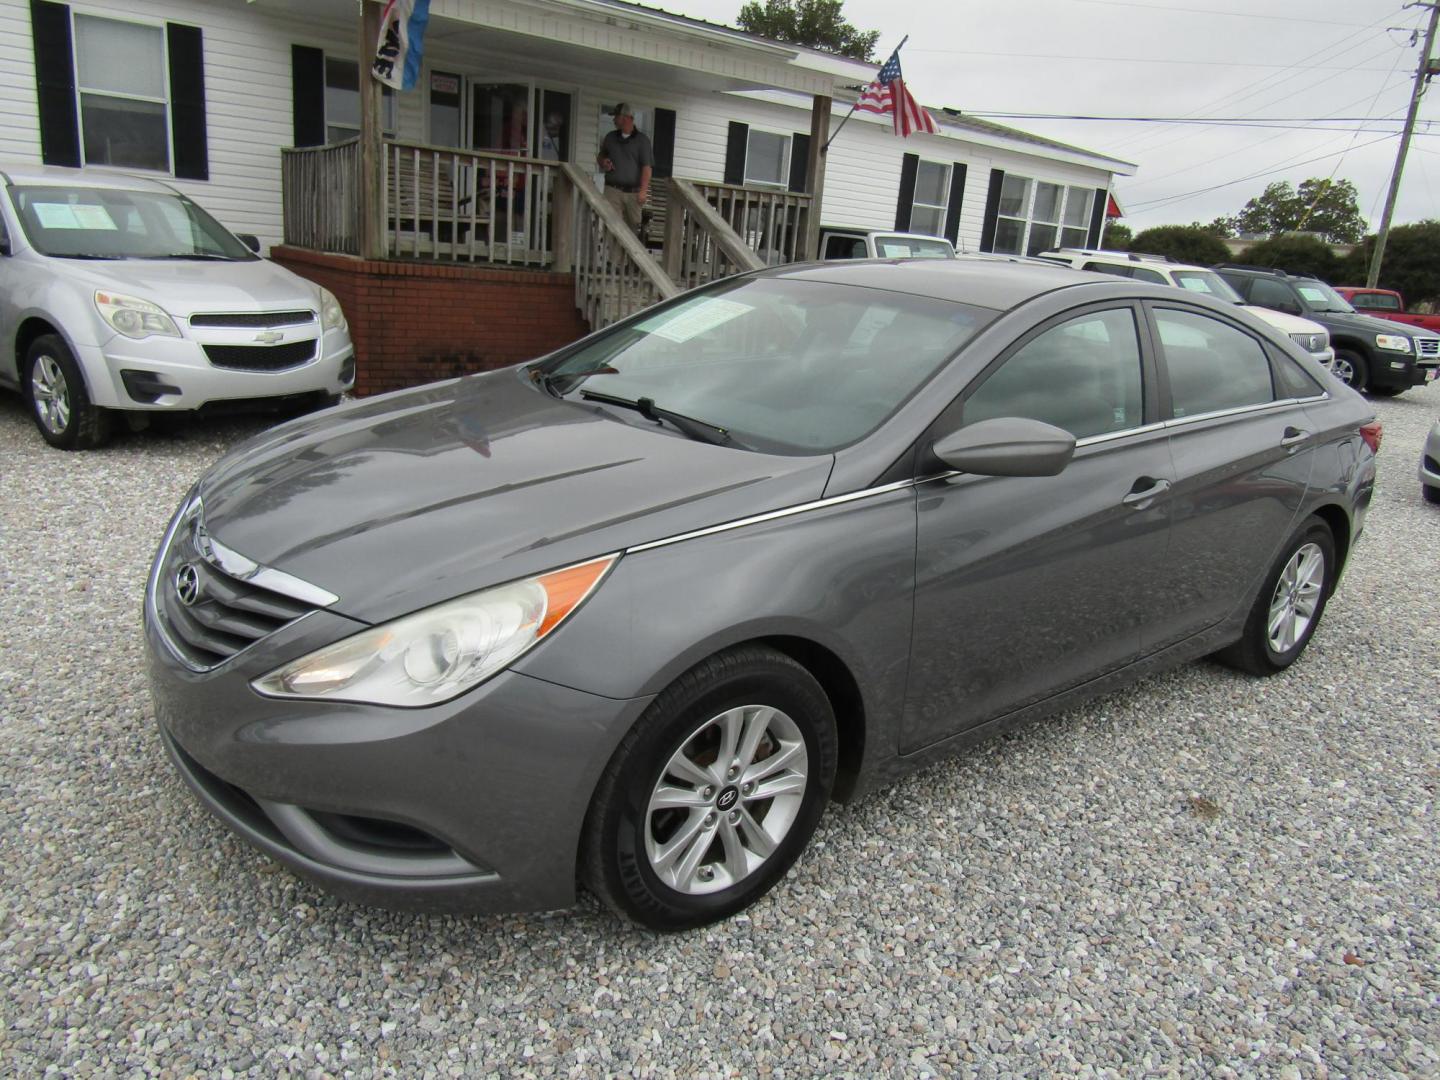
[254,330,284,344]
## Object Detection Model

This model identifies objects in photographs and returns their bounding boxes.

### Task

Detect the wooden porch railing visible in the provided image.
[281,139,360,255]
[559,163,678,330]
[689,181,812,268]
[663,178,766,290]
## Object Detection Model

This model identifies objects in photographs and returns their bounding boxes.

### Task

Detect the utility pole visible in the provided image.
[1367,1,1440,288]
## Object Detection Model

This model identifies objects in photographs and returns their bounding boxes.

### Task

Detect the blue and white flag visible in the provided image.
[372,0,431,90]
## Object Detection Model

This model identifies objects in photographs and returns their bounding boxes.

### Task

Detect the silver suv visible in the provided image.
[0,165,355,449]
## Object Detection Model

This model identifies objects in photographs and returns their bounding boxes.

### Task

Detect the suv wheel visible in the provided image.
[1332,349,1368,391]
[23,334,111,450]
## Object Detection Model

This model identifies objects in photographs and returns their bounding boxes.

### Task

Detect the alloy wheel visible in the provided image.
[31,354,71,435]
[1267,542,1325,654]
[1332,355,1357,387]
[644,704,809,895]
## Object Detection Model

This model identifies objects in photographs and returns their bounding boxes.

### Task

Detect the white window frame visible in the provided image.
[743,128,791,190]
[324,54,397,144]
[70,10,173,174]
[910,159,951,238]
[994,176,1094,256]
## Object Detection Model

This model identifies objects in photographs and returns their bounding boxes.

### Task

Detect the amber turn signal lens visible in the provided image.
[536,555,618,638]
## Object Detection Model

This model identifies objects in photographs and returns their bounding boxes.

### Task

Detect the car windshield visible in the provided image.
[9,185,255,260]
[1293,280,1355,313]
[535,276,993,453]
[1171,270,1244,303]
[873,235,954,259]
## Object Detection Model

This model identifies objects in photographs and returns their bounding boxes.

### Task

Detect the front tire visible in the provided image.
[23,334,111,450]
[1215,517,1335,676]
[1424,484,1440,505]
[582,646,837,931]
[1332,350,1368,392]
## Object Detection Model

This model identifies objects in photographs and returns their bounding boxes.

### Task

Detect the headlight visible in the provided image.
[94,291,180,340]
[319,287,347,332]
[1375,334,1411,353]
[252,554,618,707]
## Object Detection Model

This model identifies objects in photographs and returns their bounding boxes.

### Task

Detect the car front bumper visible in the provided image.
[145,606,652,914]
[81,325,355,411]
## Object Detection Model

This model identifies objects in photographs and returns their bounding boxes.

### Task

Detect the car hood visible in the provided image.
[44,255,319,315]
[1316,309,1424,339]
[195,370,834,623]
[1244,306,1326,335]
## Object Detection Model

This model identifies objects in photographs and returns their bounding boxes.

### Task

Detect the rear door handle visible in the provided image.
[1281,426,1310,449]
[1122,477,1171,509]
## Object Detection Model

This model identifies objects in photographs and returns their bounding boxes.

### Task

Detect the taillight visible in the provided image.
[1359,422,1382,453]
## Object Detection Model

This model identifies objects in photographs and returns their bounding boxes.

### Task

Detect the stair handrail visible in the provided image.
[559,163,679,301]
[668,178,767,274]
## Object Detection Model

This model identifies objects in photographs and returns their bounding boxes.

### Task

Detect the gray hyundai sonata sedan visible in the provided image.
[145,259,1378,930]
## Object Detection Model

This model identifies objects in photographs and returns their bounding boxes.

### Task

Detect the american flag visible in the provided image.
[855,51,938,137]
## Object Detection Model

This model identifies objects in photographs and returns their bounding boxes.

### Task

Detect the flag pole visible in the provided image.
[822,35,908,152]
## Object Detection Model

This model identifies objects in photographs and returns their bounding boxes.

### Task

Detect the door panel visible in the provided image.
[903,433,1173,753]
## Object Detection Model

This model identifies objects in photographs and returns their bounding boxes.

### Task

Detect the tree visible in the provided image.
[737,0,880,61]
[1235,234,1339,281]
[1129,225,1231,266]
[1229,178,1366,244]
[1200,216,1235,239]
[1340,221,1440,304]
[1101,222,1132,250]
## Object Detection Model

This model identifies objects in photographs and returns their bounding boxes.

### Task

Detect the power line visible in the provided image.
[962,113,1433,125]
[1062,0,1391,28]
[909,49,1402,71]
[1125,132,1399,212]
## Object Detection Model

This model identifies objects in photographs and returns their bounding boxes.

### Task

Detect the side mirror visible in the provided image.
[236,233,261,254]
[931,417,1076,477]
[0,234,11,257]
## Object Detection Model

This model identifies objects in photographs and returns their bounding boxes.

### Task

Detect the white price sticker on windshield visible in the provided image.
[640,298,752,343]
[1296,286,1328,304]
[33,203,117,230]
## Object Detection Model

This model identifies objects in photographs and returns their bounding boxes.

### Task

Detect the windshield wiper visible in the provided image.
[53,253,121,260]
[580,390,737,447]
[134,253,235,261]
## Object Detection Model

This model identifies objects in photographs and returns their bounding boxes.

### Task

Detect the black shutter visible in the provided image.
[291,44,326,147]
[944,163,967,246]
[723,121,748,186]
[1087,186,1108,247]
[894,153,918,231]
[167,24,207,180]
[651,108,675,178]
[979,168,1005,252]
[788,132,810,193]
[31,1,80,167]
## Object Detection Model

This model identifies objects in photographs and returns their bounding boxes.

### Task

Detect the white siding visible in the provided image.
[0,0,1117,255]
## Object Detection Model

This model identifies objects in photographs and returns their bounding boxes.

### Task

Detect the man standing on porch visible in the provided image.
[596,102,653,238]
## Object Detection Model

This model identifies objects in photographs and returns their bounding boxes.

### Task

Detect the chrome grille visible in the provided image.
[189,310,316,328]
[1415,337,1439,357]
[157,511,315,669]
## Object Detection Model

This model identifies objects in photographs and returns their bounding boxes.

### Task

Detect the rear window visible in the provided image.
[1351,291,1400,311]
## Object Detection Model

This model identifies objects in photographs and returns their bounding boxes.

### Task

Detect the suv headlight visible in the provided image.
[1375,334,1412,353]
[319,287,347,332]
[252,555,618,707]
[94,291,180,340]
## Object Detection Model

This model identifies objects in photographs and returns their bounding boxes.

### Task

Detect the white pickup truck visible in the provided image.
[819,228,956,261]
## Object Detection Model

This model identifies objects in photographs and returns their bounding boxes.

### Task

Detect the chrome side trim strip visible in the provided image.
[1075,421,1167,448]
[625,478,919,554]
[1161,397,1306,430]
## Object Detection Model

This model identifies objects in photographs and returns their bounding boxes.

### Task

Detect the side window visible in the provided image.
[1131,267,1166,284]
[1155,308,1275,417]
[1274,355,1323,398]
[823,234,864,259]
[964,308,1144,440]
[1083,262,1133,278]
[1246,277,1303,316]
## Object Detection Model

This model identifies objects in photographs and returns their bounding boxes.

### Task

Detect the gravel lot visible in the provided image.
[1,384,1437,1079]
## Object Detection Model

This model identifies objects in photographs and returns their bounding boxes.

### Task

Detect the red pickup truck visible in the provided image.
[1333,286,1440,334]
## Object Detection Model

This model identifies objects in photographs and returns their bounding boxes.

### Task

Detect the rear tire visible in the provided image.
[1215,517,1335,676]
[581,646,837,931]
[1424,484,1440,505]
[1332,350,1367,392]
[22,334,111,450]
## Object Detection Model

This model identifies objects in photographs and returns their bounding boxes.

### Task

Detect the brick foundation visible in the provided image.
[270,246,590,397]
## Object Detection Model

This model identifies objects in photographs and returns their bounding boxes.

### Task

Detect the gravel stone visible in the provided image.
[1,386,1437,1077]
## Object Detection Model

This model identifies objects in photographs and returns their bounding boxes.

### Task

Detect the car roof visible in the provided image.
[767,256,1107,309]
[0,162,179,193]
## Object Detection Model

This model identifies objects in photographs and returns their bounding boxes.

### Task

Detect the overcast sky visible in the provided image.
[671,0,1440,234]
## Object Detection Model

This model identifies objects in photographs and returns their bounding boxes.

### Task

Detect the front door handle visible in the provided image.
[1281,426,1310,450]
[1121,477,1171,509]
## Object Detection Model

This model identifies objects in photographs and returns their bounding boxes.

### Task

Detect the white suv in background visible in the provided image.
[0,165,355,450]
[1036,248,1335,372]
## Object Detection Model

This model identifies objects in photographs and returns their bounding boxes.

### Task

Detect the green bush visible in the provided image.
[1100,223,1132,251]
[1235,235,1339,281]
[1343,222,1440,306]
[1129,226,1231,266]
